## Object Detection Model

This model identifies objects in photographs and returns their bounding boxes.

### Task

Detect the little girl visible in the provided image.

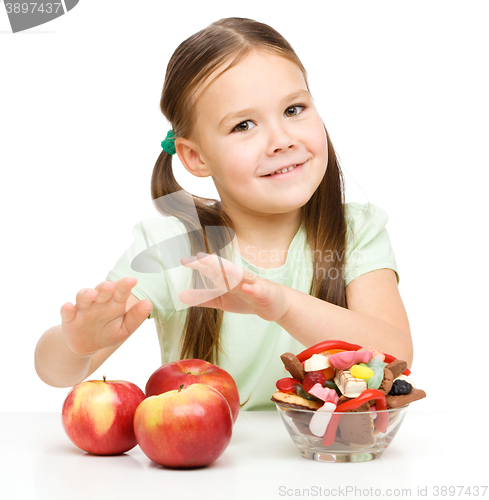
[35,17,412,411]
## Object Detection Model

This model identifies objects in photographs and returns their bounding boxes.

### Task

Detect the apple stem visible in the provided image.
[178,384,184,393]
[103,375,106,383]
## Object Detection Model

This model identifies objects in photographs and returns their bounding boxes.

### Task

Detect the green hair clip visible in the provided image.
[161,129,176,155]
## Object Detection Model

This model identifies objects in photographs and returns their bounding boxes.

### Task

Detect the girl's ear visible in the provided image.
[174,137,212,178]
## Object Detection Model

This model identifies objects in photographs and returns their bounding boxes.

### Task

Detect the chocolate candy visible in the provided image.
[386,388,426,408]
[385,359,408,379]
[334,369,367,397]
[281,352,306,381]
[337,401,375,445]
[378,367,394,395]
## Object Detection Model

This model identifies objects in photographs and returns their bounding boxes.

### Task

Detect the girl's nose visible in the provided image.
[267,123,297,154]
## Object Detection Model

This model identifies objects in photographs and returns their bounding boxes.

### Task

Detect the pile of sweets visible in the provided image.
[271,340,426,447]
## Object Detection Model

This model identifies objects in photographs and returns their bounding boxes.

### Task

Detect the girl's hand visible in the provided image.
[59,277,153,355]
[179,253,291,323]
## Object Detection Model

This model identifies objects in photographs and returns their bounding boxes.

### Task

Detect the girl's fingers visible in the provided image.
[206,253,253,279]
[246,283,268,299]
[112,277,137,304]
[119,300,153,339]
[180,254,215,273]
[60,302,75,321]
[71,277,136,313]
[242,283,256,294]
[94,280,115,304]
[181,253,252,289]
[182,253,233,274]
[75,288,98,310]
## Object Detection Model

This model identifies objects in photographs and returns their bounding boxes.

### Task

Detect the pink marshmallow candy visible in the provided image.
[328,350,373,370]
[307,383,339,405]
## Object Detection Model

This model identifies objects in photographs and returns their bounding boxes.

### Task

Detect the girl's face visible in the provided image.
[180,50,328,219]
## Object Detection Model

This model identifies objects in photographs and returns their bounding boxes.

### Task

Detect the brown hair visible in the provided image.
[151,17,347,365]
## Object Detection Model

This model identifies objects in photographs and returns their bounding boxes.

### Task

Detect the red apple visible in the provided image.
[145,359,240,423]
[134,383,233,468]
[61,376,145,455]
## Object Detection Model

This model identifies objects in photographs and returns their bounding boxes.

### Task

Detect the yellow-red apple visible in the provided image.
[134,383,233,468]
[61,376,145,455]
[145,359,240,423]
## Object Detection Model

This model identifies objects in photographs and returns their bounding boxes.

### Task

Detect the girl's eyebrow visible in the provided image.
[218,89,311,128]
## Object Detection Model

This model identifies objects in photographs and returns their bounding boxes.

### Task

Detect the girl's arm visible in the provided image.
[35,324,124,388]
[275,268,413,366]
[35,281,152,388]
[179,254,412,366]
[35,324,95,388]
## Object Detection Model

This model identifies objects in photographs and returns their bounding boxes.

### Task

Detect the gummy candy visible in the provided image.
[351,364,374,380]
[307,383,339,405]
[322,389,389,446]
[302,370,327,392]
[366,357,386,389]
[309,402,336,437]
[276,377,300,393]
[328,350,373,370]
[295,384,323,402]
[323,379,342,396]
[389,379,412,396]
[358,346,385,361]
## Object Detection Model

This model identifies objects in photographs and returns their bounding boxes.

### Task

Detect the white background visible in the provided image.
[1,0,488,416]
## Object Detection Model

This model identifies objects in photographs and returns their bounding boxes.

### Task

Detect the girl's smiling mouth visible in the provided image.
[261,160,307,179]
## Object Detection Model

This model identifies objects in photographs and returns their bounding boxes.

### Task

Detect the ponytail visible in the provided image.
[151,149,236,364]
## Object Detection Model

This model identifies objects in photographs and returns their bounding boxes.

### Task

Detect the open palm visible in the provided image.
[179,252,289,322]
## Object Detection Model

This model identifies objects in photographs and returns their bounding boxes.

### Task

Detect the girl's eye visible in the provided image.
[284,105,305,117]
[232,105,305,132]
[233,120,255,133]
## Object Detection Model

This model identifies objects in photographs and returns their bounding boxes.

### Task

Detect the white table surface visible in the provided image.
[0,410,486,500]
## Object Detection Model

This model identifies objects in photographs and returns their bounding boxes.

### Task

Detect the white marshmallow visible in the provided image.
[309,402,336,437]
[304,353,331,372]
[394,374,416,388]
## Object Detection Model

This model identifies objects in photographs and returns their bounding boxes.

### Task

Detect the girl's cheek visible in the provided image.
[230,147,259,171]
[308,120,328,155]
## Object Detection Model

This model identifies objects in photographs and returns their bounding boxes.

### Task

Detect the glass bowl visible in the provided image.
[275,402,409,462]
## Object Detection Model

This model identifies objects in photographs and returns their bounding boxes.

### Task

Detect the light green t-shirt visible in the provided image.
[105,202,398,411]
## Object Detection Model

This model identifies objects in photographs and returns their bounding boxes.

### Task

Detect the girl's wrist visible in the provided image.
[58,326,97,359]
[273,284,294,325]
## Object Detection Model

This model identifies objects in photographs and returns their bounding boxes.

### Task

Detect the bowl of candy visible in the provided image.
[275,400,409,462]
[272,341,426,463]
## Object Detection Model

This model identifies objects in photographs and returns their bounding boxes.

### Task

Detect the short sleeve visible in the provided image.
[344,203,399,287]
[105,216,193,323]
